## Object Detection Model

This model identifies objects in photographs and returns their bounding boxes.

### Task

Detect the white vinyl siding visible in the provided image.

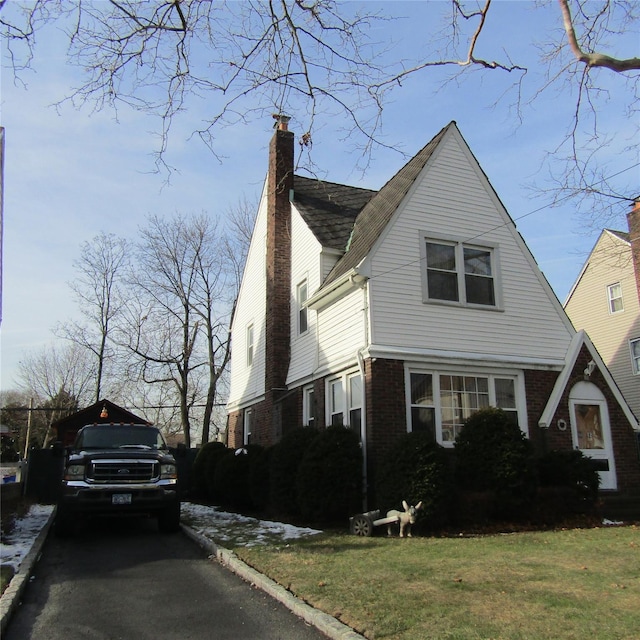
[287,208,323,386]
[227,188,268,409]
[366,129,573,363]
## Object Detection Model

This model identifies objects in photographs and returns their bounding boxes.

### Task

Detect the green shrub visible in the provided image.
[192,441,227,498]
[269,427,319,516]
[249,446,272,511]
[214,445,264,509]
[454,407,536,520]
[297,426,363,524]
[535,449,600,516]
[375,431,451,529]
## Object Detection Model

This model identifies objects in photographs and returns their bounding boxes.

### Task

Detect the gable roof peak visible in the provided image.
[323,121,460,286]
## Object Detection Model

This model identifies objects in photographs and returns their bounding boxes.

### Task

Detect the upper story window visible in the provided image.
[408,369,521,445]
[630,338,640,375]
[607,283,623,314]
[297,280,308,334]
[423,238,498,307]
[246,324,254,366]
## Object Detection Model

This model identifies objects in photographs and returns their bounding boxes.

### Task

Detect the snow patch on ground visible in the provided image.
[1,505,54,571]
[181,502,322,547]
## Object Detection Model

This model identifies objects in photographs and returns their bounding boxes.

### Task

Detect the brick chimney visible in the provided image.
[263,115,294,444]
[627,198,640,303]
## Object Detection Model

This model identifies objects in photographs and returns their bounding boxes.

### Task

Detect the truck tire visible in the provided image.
[158,502,181,533]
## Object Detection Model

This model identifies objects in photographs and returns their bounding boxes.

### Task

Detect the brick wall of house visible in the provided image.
[526,346,640,491]
[364,358,407,497]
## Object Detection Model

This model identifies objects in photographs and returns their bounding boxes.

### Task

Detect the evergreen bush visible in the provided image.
[269,427,319,516]
[213,445,264,509]
[375,431,451,529]
[454,407,536,520]
[535,449,600,516]
[297,426,363,524]
[191,441,227,499]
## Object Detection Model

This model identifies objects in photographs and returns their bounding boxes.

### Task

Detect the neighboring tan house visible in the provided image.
[226,119,640,502]
[565,207,640,421]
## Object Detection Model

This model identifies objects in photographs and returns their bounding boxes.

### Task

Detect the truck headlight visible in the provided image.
[65,464,85,481]
[160,464,177,480]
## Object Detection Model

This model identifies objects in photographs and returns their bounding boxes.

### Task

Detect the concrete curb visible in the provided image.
[181,524,366,640]
[0,508,55,636]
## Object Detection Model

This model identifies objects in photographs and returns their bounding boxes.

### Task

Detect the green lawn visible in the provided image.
[236,525,640,640]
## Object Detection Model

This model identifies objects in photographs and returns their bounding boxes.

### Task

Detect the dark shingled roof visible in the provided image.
[293,175,376,251]
[322,122,453,286]
[607,229,630,243]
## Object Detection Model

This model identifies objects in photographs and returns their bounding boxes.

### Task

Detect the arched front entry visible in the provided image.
[568,381,617,491]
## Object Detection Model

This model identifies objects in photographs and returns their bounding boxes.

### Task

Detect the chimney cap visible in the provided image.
[272,114,291,131]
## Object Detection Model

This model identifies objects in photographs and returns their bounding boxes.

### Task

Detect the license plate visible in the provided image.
[112,493,132,505]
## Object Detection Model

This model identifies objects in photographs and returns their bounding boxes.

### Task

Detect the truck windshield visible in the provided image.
[75,425,168,450]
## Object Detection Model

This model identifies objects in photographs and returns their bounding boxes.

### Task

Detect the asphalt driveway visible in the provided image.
[3,516,329,640]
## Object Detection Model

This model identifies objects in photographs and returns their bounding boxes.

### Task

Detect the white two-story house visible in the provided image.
[226,119,640,501]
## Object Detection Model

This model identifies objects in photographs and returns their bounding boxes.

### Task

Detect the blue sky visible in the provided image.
[1,1,637,390]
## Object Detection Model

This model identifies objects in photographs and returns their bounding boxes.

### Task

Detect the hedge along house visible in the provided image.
[226,119,640,505]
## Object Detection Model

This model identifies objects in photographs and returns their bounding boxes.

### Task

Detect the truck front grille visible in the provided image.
[88,459,159,483]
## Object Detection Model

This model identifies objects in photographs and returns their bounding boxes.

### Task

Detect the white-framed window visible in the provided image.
[421,236,499,307]
[246,324,254,366]
[326,370,363,432]
[348,375,363,435]
[630,338,640,375]
[407,368,522,445]
[303,385,316,427]
[297,280,308,334]
[328,378,344,426]
[243,407,252,445]
[607,282,623,314]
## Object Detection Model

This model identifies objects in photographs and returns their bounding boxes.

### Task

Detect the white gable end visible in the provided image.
[227,181,268,410]
[364,126,574,366]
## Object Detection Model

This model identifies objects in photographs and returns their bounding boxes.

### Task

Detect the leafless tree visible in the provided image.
[118,212,234,447]
[16,342,95,443]
[55,232,130,403]
[1,1,637,220]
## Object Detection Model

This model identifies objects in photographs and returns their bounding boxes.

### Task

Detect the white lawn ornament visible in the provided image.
[386,500,423,538]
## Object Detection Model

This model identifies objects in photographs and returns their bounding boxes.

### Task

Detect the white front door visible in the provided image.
[569,381,617,491]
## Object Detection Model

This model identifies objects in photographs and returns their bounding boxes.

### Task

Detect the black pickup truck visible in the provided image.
[55,423,180,535]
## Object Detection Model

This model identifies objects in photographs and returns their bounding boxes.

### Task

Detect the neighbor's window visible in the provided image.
[297,280,308,334]
[409,371,520,444]
[607,283,623,314]
[424,239,497,307]
[631,338,640,375]
[246,324,254,366]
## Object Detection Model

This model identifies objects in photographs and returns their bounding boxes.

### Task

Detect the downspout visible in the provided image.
[355,276,370,510]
